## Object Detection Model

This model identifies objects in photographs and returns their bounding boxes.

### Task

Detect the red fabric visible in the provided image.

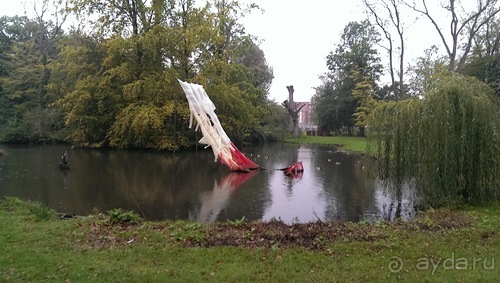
[285,161,304,175]
[219,142,259,172]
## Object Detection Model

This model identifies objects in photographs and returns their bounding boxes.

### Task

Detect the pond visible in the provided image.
[0,143,417,223]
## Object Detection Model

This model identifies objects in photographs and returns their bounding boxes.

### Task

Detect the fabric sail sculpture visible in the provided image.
[178,79,259,172]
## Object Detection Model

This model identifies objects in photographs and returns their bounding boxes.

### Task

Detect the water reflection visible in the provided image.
[0,144,418,223]
[193,171,258,223]
[375,178,419,221]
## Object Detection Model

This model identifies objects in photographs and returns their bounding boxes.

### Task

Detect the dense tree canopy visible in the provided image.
[313,20,382,135]
[0,15,66,142]
[461,17,499,97]
[0,0,281,149]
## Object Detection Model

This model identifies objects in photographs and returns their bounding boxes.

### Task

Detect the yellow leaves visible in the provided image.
[108,103,187,150]
[122,74,184,105]
[351,68,378,128]
[133,106,164,132]
[122,81,144,101]
[112,104,163,137]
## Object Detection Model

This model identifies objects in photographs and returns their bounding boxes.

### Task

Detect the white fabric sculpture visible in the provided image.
[178,79,259,172]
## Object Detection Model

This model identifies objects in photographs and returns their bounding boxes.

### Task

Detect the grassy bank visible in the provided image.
[1,197,498,282]
[286,135,367,152]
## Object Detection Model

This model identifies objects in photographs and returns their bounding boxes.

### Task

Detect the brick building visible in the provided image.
[296,102,317,135]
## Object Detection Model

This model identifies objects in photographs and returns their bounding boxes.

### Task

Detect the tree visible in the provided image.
[233,36,274,94]
[403,0,500,72]
[313,77,357,134]
[70,0,154,37]
[313,20,382,135]
[1,0,277,148]
[59,0,275,148]
[471,14,499,57]
[363,0,408,99]
[0,17,14,128]
[0,15,65,142]
[350,68,378,136]
[368,71,500,206]
[461,54,500,98]
[259,101,289,142]
[282,86,304,137]
[58,0,206,148]
[229,36,276,142]
[461,17,499,97]
[407,45,447,96]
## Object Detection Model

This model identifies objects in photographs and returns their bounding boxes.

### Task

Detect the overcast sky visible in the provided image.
[239,0,455,102]
[1,0,455,102]
[238,0,367,102]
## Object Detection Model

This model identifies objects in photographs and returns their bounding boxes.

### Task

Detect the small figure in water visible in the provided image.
[61,151,69,165]
[60,151,70,169]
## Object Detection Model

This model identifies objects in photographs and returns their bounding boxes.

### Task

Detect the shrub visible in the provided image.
[107,208,142,224]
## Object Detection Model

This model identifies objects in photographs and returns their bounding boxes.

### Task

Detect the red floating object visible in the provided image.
[280,161,304,178]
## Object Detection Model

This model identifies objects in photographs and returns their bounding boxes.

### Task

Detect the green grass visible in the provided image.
[1,197,498,282]
[286,135,368,152]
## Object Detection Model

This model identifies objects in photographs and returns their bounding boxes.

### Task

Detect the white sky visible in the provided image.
[239,0,367,102]
[1,0,461,102]
[239,0,450,102]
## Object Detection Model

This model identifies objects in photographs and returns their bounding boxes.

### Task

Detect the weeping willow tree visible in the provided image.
[368,71,499,207]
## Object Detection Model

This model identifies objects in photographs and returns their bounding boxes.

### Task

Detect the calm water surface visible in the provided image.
[0,143,416,223]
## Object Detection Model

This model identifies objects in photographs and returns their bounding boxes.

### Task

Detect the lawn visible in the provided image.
[286,135,368,152]
[1,198,498,282]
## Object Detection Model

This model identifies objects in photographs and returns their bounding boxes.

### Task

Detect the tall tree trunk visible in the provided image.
[282,86,304,137]
[287,86,295,133]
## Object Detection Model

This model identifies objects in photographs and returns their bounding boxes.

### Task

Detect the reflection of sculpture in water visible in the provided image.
[194,171,258,224]
[61,168,70,188]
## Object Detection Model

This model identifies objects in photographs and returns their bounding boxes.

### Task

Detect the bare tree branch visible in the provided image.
[363,0,407,98]
[403,0,499,71]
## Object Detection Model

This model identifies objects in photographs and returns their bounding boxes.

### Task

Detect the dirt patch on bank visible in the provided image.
[78,209,475,251]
